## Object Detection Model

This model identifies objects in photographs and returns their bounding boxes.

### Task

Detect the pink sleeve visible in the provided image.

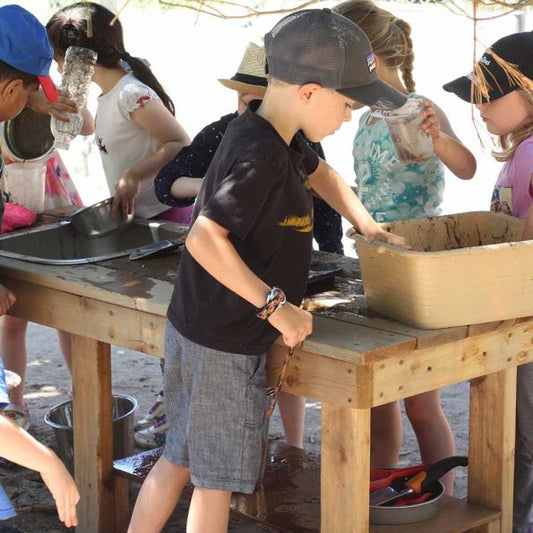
[510,139,533,219]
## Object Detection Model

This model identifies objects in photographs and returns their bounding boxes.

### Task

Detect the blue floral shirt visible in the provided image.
[0,359,16,520]
[353,94,445,223]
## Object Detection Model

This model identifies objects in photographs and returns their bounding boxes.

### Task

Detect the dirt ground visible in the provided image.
[0,320,470,532]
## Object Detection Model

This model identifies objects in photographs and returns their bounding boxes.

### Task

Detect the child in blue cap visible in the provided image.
[0,4,73,430]
[0,6,79,530]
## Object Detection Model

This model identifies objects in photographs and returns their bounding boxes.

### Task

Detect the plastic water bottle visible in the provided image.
[51,46,97,150]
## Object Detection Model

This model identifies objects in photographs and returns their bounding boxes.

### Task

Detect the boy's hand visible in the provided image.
[40,454,80,528]
[371,230,410,250]
[420,100,442,140]
[0,284,16,315]
[27,90,78,122]
[268,302,313,348]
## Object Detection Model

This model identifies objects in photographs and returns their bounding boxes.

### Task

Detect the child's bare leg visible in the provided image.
[0,315,28,407]
[404,390,455,494]
[370,401,402,467]
[277,391,305,448]
[128,456,190,533]
[187,487,231,533]
[57,330,72,376]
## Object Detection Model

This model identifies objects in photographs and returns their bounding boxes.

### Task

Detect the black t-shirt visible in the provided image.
[167,108,319,355]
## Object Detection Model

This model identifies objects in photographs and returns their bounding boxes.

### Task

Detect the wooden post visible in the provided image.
[71,335,116,533]
[321,403,370,533]
[468,368,517,533]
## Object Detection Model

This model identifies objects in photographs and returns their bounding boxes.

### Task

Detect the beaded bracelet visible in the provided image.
[256,287,286,320]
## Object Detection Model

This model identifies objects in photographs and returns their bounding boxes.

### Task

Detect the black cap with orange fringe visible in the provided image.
[443,32,533,104]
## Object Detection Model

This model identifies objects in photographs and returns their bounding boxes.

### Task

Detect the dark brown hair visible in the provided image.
[46,2,175,114]
[0,60,38,87]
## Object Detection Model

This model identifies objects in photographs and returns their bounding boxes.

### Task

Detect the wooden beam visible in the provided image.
[6,278,166,356]
[322,403,370,533]
[468,369,516,532]
[72,336,116,533]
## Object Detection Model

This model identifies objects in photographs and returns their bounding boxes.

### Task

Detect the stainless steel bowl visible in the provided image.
[0,107,55,162]
[369,481,444,525]
[70,197,133,237]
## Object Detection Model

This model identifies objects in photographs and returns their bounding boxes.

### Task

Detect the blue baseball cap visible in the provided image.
[0,5,57,102]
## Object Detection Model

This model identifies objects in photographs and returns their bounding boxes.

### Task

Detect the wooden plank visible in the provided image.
[321,403,370,533]
[331,310,468,351]
[5,278,166,357]
[0,260,172,316]
[308,292,468,349]
[72,336,115,533]
[468,369,516,533]
[370,496,500,532]
[267,344,372,408]
[371,320,533,405]
[300,315,416,363]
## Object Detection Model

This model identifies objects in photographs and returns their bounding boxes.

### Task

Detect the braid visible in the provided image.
[334,0,417,93]
[395,18,416,93]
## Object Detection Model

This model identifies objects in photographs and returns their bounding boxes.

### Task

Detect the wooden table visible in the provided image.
[0,250,529,533]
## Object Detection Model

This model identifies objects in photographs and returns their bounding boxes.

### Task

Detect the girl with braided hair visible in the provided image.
[335,0,476,494]
[46,2,190,219]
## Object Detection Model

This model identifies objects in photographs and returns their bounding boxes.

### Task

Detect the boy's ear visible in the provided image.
[0,78,25,102]
[298,83,321,103]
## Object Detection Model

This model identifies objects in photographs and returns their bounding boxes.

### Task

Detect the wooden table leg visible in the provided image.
[322,403,370,533]
[71,335,116,533]
[468,367,517,533]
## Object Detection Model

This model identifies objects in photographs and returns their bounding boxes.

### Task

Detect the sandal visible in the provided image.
[2,403,30,431]
[134,390,165,432]
[134,414,168,449]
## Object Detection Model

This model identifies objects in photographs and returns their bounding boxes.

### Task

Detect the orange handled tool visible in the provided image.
[370,456,468,506]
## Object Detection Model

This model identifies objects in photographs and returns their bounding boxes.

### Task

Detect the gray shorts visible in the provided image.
[163,320,269,494]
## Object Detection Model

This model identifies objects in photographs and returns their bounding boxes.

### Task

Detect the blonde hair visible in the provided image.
[334,0,416,93]
[493,88,533,162]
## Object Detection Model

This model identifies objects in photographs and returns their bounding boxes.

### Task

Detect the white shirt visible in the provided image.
[95,73,167,219]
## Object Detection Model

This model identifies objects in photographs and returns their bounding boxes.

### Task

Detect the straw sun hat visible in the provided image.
[218,40,267,96]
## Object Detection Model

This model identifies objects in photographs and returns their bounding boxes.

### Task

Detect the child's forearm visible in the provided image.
[186,215,313,348]
[309,160,409,248]
[124,140,190,185]
[170,177,203,199]
[186,215,270,309]
[432,132,476,180]
[0,415,60,474]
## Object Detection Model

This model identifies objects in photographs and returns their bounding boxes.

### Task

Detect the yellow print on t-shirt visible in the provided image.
[278,215,313,233]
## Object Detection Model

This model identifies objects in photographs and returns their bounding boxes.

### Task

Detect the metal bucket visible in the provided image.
[44,394,138,472]
[369,481,445,525]
[0,107,55,163]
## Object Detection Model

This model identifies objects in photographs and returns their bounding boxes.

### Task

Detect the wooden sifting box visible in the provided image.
[349,211,531,329]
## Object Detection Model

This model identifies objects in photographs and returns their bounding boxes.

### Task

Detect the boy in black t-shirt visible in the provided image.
[129,9,408,533]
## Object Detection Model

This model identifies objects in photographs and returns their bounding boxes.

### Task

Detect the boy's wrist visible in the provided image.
[256,287,286,320]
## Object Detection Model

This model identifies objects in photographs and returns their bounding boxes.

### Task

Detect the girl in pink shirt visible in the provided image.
[445,32,533,533]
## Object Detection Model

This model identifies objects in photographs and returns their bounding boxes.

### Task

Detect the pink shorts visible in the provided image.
[155,205,194,225]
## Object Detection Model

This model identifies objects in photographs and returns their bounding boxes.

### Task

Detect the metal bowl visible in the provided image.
[0,107,55,162]
[70,197,133,237]
[369,481,444,525]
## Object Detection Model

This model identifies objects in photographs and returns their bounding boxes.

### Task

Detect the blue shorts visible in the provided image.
[163,320,268,494]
